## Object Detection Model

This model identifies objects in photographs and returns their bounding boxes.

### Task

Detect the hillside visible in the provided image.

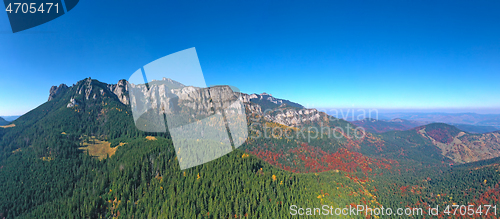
[350,118,428,133]
[2,77,500,218]
[0,117,8,126]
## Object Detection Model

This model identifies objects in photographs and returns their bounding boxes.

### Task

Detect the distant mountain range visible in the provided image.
[379,112,500,128]
[351,118,500,134]
[0,116,19,122]
[350,118,429,133]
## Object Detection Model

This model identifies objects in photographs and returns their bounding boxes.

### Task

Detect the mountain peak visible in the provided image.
[48,84,69,101]
[416,123,462,144]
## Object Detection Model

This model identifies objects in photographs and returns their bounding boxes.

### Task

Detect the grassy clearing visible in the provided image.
[79,136,122,160]
[0,124,15,128]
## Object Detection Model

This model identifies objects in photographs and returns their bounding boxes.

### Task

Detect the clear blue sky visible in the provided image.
[1,0,499,116]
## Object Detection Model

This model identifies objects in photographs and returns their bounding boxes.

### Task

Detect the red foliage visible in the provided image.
[246,142,397,174]
[426,129,454,144]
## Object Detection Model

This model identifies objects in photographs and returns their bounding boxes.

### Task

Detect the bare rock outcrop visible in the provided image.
[48,84,68,101]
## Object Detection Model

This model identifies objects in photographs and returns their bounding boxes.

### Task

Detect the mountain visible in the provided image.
[2,77,500,218]
[0,78,378,218]
[414,123,500,164]
[0,117,8,126]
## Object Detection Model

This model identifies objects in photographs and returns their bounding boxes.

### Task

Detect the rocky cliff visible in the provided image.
[48,84,68,101]
[48,78,326,128]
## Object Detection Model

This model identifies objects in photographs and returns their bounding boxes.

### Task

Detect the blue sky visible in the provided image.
[1,0,499,116]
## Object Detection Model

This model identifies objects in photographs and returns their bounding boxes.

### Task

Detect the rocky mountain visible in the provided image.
[47,78,326,130]
[44,78,500,164]
[21,78,500,167]
[47,84,68,101]
[0,78,382,218]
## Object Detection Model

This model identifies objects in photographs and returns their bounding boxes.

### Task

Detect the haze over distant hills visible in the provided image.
[379,112,500,128]
[351,118,500,134]
[0,116,20,122]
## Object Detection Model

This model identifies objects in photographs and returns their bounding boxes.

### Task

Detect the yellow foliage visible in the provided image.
[145,136,157,141]
[272,175,277,181]
[79,138,117,160]
[41,157,53,161]
[197,173,201,180]
[241,153,250,158]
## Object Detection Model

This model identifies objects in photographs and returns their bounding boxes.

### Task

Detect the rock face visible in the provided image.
[240,93,304,111]
[128,80,242,116]
[67,97,78,108]
[264,108,325,127]
[49,78,321,128]
[48,84,68,101]
[108,79,129,105]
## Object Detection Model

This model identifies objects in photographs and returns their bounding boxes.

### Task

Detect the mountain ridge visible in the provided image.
[39,78,500,166]
[0,117,8,126]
